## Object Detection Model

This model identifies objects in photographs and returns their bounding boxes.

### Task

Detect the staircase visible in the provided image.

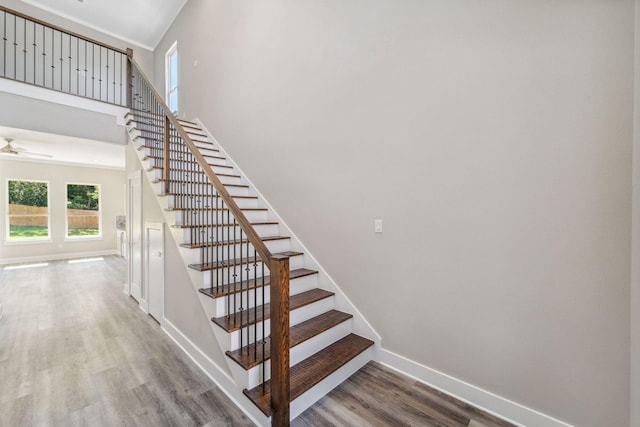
[125,61,377,425]
[0,7,378,425]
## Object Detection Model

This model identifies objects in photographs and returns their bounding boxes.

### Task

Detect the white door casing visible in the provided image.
[128,170,142,303]
[146,222,165,323]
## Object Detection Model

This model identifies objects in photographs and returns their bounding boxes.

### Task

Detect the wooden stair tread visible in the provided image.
[212,288,334,332]
[147,166,233,174]
[178,118,198,126]
[183,235,289,250]
[243,333,374,416]
[159,192,255,198]
[189,250,300,271]
[177,221,278,230]
[138,143,219,153]
[154,180,248,189]
[142,155,230,166]
[168,207,265,212]
[142,160,233,169]
[144,153,224,162]
[138,142,217,152]
[186,130,208,138]
[179,122,202,130]
[199,267,316,299]
[227,310,353,370]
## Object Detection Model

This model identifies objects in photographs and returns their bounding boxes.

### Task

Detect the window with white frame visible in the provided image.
[66,183,101,238]
[7,179,50,240]
[166,42,178,113]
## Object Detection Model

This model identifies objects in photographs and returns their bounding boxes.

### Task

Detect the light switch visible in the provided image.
[374,219,383,233]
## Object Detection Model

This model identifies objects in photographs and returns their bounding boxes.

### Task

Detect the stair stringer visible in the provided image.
[125,127,271,427]
[192,118,382,350]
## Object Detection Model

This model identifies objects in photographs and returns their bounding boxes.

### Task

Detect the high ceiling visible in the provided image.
[0,126,125,169]
[20,0,187,50]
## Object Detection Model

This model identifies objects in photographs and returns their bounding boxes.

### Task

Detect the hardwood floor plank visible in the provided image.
[0,256,252,427]
[292,362,516,427]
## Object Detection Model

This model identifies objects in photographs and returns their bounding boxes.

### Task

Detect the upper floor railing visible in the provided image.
[0,5,129,105]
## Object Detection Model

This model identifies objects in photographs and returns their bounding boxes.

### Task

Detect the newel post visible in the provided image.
[270,254,290,427]
[126,48,133,108]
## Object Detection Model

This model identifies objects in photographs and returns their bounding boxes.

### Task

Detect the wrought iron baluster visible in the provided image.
[13,13,16,79]
[262,262,266,390]
[68,34,71,91]
[3,11,7,77]
[22,17,26,82]
[252,249,257,356]
[32,22,35,84]
[59,29,62,90]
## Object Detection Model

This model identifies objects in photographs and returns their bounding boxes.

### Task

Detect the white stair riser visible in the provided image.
[195,256,304,286]
[189,239,291,265]
[160,182,249,197]
[142,156,233,172]
[166,196,258,210]
[181,224,279,242]
[136,147,234,174]
[174,209,268,225]
[150,169,242,186]
[205,274,318,318]
[225,296,334,352]
[138,143,221,159]
[230,319,354,389]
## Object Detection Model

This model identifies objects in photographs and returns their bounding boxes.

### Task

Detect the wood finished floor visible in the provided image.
[292,362,515,427]
[0,256,252,427]
[0,256,515,427]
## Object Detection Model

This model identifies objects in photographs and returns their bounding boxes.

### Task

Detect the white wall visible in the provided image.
[631,1,640,426]
[154,1,634,426]
[0,159,125,262]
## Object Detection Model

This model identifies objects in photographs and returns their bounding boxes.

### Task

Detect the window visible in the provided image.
[7,179,50,240]
[66,183,101,238]
[166,42,178,113]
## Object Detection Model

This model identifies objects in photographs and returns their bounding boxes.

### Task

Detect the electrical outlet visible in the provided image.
[374,219,383,233]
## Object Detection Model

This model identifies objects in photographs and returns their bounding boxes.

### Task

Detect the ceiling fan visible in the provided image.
[0,138,53,158]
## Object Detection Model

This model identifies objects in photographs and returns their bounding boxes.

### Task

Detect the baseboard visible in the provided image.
[0,250,117,265]
[161,319,270,427]
[377,348,572,427]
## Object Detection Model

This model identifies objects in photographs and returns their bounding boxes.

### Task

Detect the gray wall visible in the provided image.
[0,159,125,261]
[631,1,640,426]
[155,1,633,426]
[1,0,154,79]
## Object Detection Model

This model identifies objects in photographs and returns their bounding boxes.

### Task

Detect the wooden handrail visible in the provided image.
[0,5,127,55]
[128,57,291,425]
[128,57,273,264]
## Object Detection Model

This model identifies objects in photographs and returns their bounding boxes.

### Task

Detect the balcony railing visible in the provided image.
[0,5,129,105]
